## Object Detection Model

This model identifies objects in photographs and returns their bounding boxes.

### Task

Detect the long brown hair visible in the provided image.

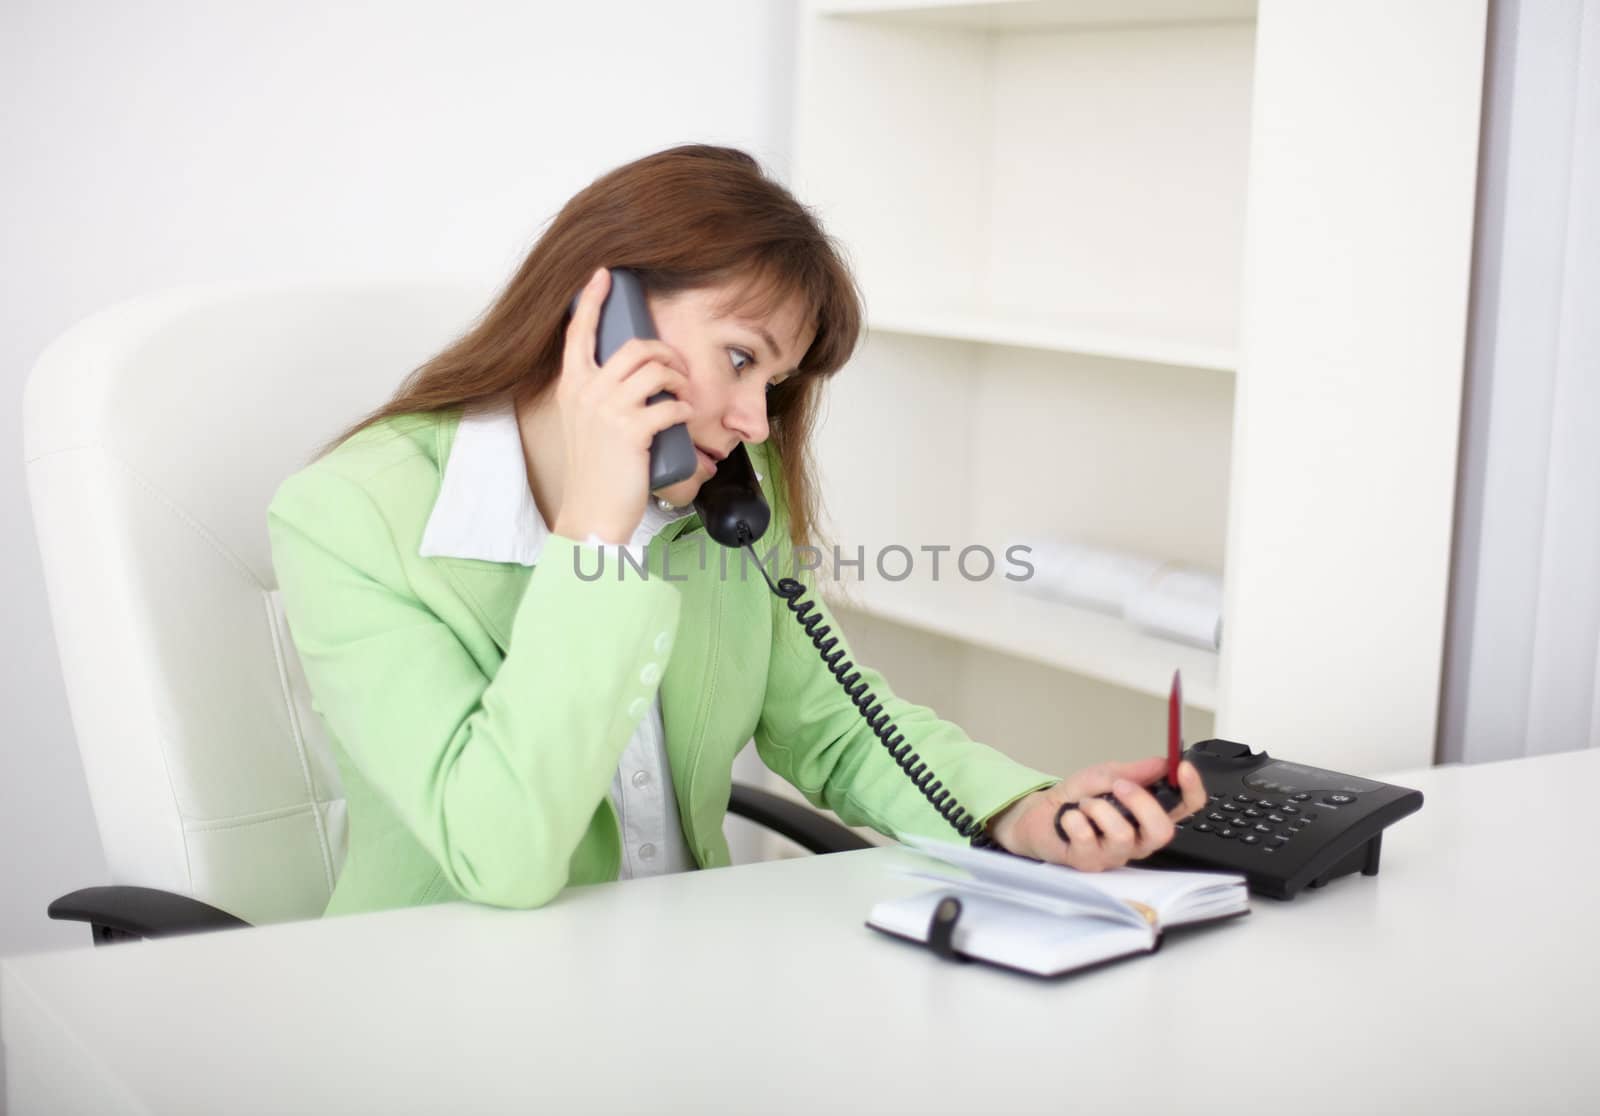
[314,144,863,552]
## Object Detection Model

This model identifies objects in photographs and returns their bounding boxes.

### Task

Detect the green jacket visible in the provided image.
[266,408,1054,917]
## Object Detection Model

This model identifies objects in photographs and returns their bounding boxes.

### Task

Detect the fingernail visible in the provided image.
[591,266,607,283]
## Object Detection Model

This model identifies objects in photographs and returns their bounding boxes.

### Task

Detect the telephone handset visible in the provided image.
[581,268,996,847]
[573,269,699,491]
[572,268,772,545]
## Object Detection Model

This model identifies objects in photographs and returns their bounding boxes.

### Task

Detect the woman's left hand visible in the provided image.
[985,757,1207,870]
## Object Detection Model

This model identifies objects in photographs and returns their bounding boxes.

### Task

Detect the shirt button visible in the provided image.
[654,631,672,654]
[638,843,656,861]
[639,662,662,685]
[627,697,647,719]
[631,770,650,790]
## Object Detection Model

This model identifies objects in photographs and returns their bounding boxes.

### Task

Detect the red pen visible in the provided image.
[1062,667,1188,842]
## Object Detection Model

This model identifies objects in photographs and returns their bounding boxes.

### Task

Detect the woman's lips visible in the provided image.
[695,446,718,474]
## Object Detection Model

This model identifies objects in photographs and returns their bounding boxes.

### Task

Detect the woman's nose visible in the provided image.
[722,378,770,444]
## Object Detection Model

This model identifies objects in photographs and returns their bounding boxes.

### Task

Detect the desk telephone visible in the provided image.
[582,269,1423,898]
[1148,740,1422,899]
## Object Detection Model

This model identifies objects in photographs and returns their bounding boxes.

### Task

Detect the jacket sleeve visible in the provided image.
[268,467,680,909]
[747,458,1056,845]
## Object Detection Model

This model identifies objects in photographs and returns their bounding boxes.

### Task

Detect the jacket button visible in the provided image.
[654,631,672,654]
[627,697,647,719]
[639,662,662,685]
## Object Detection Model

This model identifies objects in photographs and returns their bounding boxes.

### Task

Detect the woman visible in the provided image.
[268,144,1207,917]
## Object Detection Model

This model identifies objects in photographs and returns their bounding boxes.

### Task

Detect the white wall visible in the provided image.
[0,0,798,969]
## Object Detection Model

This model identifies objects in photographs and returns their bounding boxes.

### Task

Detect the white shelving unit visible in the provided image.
[786,0,1249,781]
[767,0,1486,826]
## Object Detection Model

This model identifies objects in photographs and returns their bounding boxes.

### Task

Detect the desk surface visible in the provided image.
[5,749,1599,1115]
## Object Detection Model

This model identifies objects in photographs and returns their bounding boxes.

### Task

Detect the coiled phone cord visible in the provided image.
[744,543,998,850]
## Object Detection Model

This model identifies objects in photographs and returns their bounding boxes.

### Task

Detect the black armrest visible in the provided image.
[49,886,251,946]
[52,791,864,946]
[727,782,874,855]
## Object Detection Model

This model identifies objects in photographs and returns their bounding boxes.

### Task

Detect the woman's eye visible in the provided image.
[728,348,754,374]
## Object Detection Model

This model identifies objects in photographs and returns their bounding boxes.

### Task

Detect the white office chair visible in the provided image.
[24,281,866,945]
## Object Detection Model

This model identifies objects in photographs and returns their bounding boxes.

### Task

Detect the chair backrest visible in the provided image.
[24,280,491,925]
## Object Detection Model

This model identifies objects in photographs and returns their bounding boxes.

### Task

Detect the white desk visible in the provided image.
[4,750,1598,1115]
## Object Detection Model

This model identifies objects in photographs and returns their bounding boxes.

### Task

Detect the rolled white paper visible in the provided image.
[1122,568,1223,650]
[1012,539,1163,616]
[1008,536,1224,650]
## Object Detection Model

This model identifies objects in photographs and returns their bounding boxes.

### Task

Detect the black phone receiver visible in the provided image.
[693,443,770,548]
[572,268,698,490]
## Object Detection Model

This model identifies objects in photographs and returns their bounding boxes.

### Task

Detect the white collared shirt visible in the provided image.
[418,395,698,881]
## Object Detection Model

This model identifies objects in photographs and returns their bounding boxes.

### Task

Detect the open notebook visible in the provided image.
[867,835,1250,977]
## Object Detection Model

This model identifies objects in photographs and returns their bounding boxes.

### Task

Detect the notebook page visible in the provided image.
[868,890,1156,977]
[1078,866,1249,927]
[892,868,1152,926]
[899,836,1143,927]
[900,835,1247,928]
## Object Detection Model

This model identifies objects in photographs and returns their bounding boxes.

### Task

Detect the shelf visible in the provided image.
[866,306,1237,372]
[798,0,1245,729]
[817,0,1258,31]
[794,15,1254,371]
[823,575,1219,711]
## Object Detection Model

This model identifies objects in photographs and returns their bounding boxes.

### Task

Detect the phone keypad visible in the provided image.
[1176,793,1320,852]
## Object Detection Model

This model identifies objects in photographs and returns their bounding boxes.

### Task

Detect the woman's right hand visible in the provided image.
[551,267,694,545]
